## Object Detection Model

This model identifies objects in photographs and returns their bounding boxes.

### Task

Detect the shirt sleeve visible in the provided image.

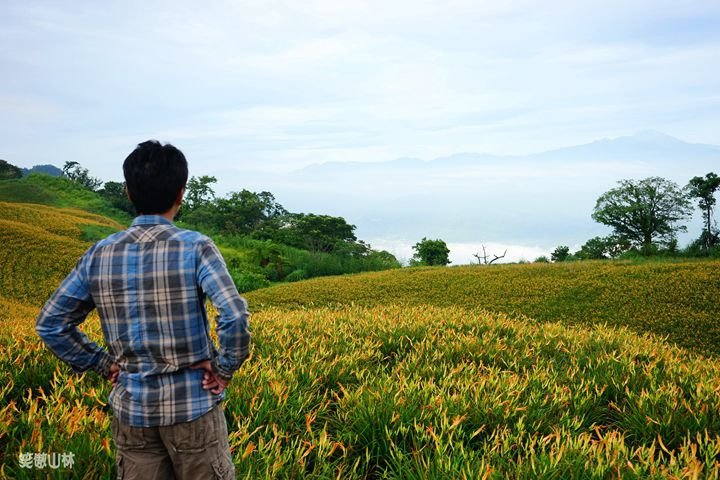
[35,246,113,378]
[197,238,251,381]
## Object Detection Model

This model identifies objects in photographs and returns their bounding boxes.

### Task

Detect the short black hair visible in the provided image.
[123,140,188,215]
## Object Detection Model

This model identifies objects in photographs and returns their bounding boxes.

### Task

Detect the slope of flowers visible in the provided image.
[3,301,720,477]
[246,260,720,354]
[0,202,121,306]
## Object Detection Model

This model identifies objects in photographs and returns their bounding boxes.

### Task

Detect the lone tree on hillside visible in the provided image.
[686,172,720,250]
[591,177,692,253]
[412,237,450,266]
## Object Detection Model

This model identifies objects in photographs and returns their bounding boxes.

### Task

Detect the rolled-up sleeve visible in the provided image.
[35,247,113,377]
[197,238,251,380]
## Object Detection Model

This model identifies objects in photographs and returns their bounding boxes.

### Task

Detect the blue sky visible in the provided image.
[1,1,719,262]
[2,0,719,177]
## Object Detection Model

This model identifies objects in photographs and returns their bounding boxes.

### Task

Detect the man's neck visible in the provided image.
[160,209,176,222]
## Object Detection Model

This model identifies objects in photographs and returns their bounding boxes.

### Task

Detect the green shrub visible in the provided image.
[231,271,271,293]
[284,269,308,282]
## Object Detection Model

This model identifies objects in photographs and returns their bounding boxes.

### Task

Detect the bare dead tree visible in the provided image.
[473,245,507,265]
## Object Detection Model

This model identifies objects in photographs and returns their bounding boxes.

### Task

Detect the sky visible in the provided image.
[1,1,719,263]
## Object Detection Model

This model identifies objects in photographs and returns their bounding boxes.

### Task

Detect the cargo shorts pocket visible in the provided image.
[169,405,220,454]
[111,416,147,450]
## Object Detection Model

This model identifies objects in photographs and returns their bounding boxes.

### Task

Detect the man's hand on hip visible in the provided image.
[107,363,120,386]
[190,360,230,395]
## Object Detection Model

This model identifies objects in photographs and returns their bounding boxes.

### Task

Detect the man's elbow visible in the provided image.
[35,313,51,343]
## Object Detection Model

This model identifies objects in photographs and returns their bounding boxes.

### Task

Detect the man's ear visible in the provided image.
[124,183,132,202]
[176,187,185,206]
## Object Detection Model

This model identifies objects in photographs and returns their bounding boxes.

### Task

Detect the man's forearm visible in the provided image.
[36,312,114,377]
[213,302,251,380]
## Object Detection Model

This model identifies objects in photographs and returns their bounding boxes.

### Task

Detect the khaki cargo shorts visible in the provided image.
[110,401,235,479]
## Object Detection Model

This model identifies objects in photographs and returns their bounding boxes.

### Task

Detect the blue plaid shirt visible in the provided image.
[36,215,251,427]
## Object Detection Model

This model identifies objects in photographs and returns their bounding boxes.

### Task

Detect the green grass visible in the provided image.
[0,174,132,225]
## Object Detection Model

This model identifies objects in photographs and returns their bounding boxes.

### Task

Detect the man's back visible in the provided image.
[35,140,248,478]
[88,215,249,427]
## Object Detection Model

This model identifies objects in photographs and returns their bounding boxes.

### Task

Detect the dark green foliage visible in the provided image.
[534,255,550,263]
[686,172,720,250]
[0,159,22,179]
[551,245,571,262]
[208,234,400,291]
[2,164,399,288]
[575,238,607,260]
[231,271,271,293]
[62,161,103,191]
[269,213,358,253]
[183,189,287,235]
[592,177,692,251]
[98,181,135,216]
[182,175,217,216]
[575,235,631,260]
[178,187,398,287]
[411,237,450,266]
[284,269,308,282]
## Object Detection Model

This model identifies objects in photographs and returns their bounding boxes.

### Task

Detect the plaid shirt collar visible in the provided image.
[131,215,174,227]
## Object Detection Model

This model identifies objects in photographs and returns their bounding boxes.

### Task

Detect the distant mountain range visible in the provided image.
[239,131,719,262]
[296,131,720,176]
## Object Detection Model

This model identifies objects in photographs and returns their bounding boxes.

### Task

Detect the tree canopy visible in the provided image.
[591,177,692,252]
[184,175,217,213]
[686,172,720,249]
[412,237,451,266]
[0,160,22,180]
[62,161,103,191]
[98,181,134,215]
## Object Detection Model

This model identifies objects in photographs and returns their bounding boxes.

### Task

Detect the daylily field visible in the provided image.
[2,201,720,478]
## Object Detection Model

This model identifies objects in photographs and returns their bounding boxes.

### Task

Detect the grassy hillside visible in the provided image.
[3,200,720,477]
[0,202,123,306]
[0,173,132,224]
[246,260,720,355]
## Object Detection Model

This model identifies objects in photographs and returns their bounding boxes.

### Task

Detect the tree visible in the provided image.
[186,189,288,235]
[551,245,571,262]
[472,245,506,265]
[591,177,692,253]
[412,237,450,266]
[575,235,631,260]
[99,181,135,215]
[184,175,217,213]
[0,159,22,179]
[280,213,357,253]
[686,172,720,250]
[62,161,103,191]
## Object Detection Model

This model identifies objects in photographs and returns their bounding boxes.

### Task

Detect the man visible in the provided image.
[36,140,251,479]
